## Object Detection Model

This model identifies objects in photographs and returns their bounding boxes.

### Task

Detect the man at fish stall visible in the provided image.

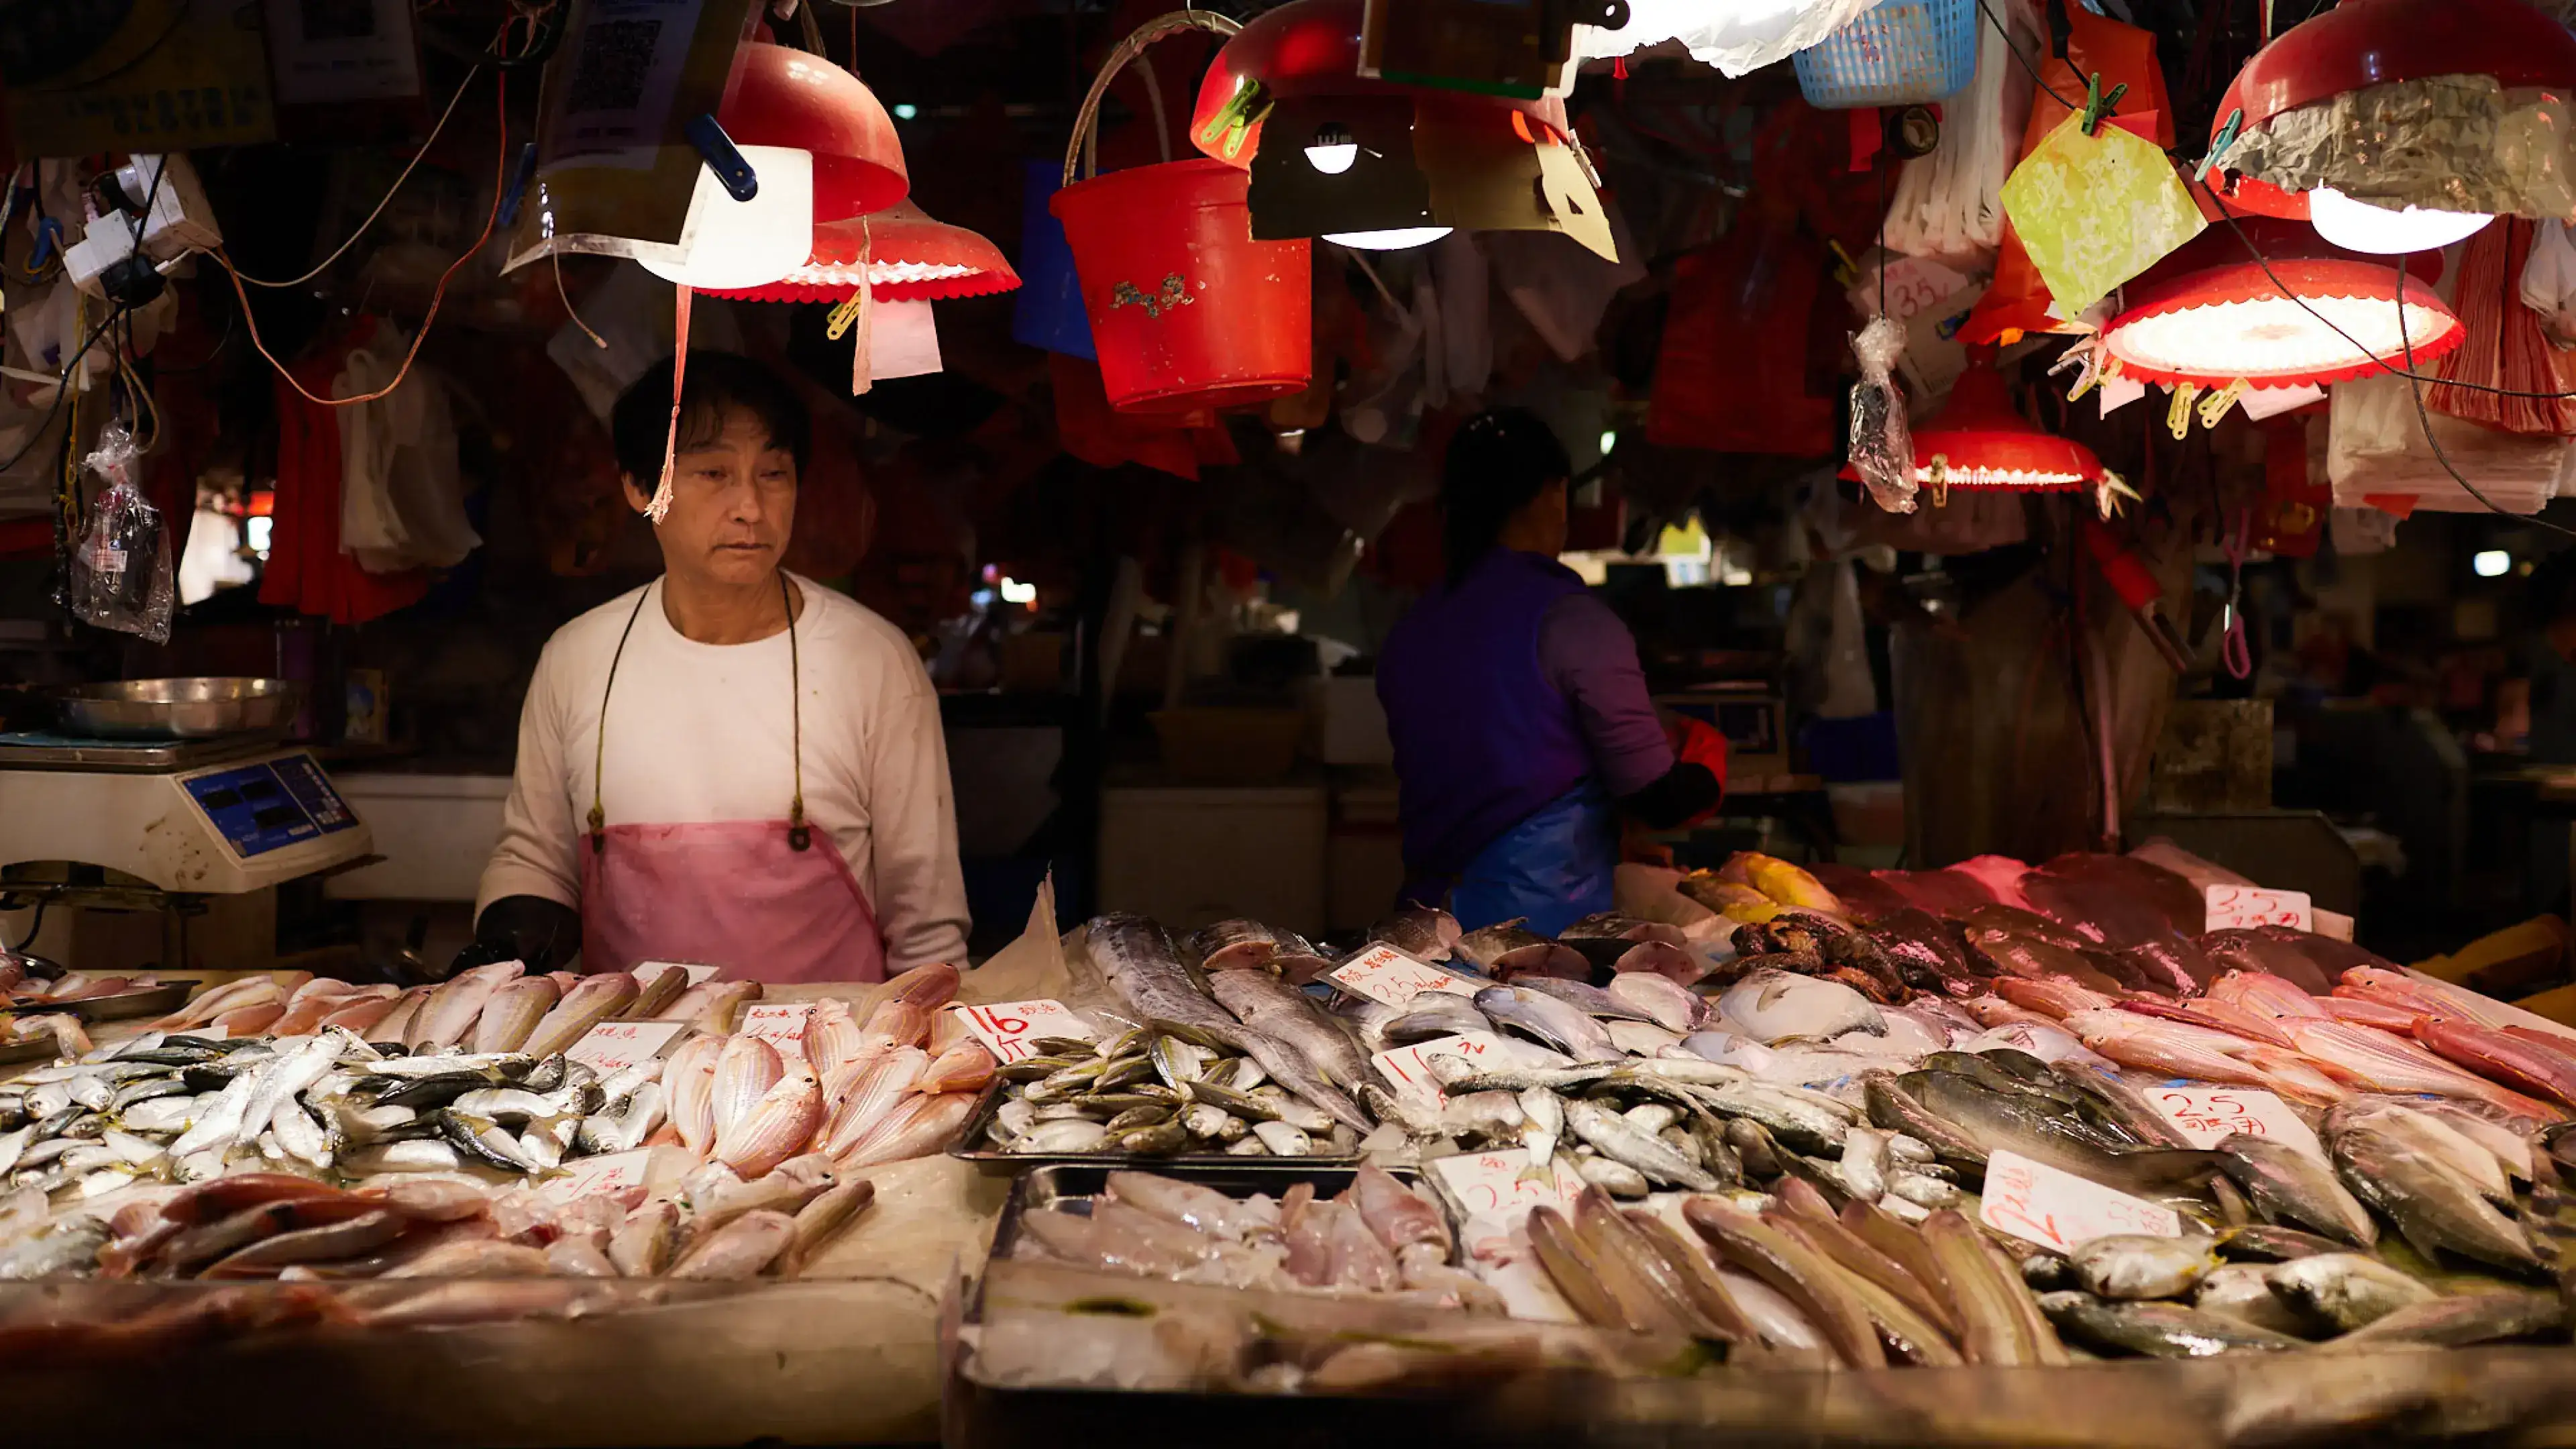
[1377,408,1729,936]
[460,352,969,983]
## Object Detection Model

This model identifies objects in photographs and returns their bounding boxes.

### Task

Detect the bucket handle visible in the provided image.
[1061,9,1243,189]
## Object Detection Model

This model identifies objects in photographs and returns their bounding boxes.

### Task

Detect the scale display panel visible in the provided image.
[183,759,361,859]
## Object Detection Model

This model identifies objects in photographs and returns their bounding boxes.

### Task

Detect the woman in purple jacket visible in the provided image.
[1377,409,1725,934]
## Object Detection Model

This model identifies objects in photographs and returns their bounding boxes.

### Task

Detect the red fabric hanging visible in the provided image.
[260,319,431,625]
[1646,217,1837,455]
[2426,218,2576,435]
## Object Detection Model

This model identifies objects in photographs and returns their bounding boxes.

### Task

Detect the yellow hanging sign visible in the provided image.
[2000,113,2206,321]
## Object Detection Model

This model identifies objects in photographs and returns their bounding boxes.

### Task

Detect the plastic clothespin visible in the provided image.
[826,288,868,340]
[2078,72,2128,138]
[2094,468,2141,521]
[1195,78,1271,162]
[2050,343,2105,402]
[497,142,539,229]
[2198,108,2245,184]
[28,215,62,270]
[684,114,759,202]
[2165,382,2200,439]
[1925,453,1951,508]
[1827,239,1860,290]
[2198,377,2250,429]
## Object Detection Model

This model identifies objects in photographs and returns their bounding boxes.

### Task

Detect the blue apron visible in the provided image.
[1448,779,1619,936]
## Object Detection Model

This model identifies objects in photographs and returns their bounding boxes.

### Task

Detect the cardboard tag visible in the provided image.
[2145,1085,2326,1161]
[737,1002,813,1049]
[2204,883,2314,932]
[1979,1148,2182,1252]
[1329,945,1483,1009]
[949,1000,1098,1065]
[1860,254,1972,325]
[1371,1030,1555,1110]
[1430,1148,1584,1220]
[549,1148,653,1205]
[565,1018,688,1075]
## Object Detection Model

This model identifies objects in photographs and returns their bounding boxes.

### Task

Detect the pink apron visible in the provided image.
[577,578,888,983]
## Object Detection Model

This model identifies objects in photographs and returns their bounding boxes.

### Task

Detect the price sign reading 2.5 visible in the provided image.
[2204,883,2314,932]
[2147,1085,2327,1161]
[1430,1150,1582,1220]
[1978,1149,2182,1252]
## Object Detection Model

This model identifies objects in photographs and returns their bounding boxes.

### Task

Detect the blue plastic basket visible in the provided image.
[1793,0,1979,110]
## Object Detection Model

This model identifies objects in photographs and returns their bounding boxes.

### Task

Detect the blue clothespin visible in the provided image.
[28,215,62,270]
[2198,107,2245,184]
[684,114,759,203]
[498,142,539,228]
[2078,72,2127,137]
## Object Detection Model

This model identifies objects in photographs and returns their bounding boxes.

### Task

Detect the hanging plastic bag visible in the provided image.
[2520,220,2576,348]
[1848,316,1919,513]
[69,424,174,644]
[1877,0,2038,268]
[2328,370,2571,513]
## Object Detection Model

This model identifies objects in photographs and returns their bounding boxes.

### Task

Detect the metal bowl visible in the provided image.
[50,678,303,741]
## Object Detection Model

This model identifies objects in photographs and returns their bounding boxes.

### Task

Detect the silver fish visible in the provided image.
[1563,1097,1717,1189]
[2070,1234,2218,1300]
[1251,1120,1312,1156]
[1203,969,1373,1132]
[1382,994,1493,1045]
[1368,906,1462,962]
[1454,921,1587,979]
[2216,1134,2377,1248]
[1505,977,1660,1023]
[1090,915,1260,1046]
[2265,1252,2438,1333]
[1474,986,1623,1063]
[1607,973,1702,1033]
[1574,1153,1650,1197]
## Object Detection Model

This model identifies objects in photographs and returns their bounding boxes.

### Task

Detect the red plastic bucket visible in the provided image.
[1050,11,1311,416]
[1051,158,1310,415]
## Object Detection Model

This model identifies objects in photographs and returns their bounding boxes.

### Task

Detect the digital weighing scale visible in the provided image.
[0,733,375,894]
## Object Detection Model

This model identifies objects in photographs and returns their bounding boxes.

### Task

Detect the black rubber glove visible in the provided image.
[1620,761,1724,831]
[450,894,583,977]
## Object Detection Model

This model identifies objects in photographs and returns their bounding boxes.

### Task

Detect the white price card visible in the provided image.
[1328,944,1483,1009]
[549,1148,653,1205]
[1431,1148,1585,1222]
[566,1018,689,1075]
[737,1002,813,1049]
[949,1000,1098,1064]
[2204,883,2314,932]
[2146,1085,2326,1161]
[1371,1031,1557,1111]
[1979,1148,2182,1252]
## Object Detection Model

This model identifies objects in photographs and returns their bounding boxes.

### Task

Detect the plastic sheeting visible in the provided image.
[1571,0,1886,77]
[2219,76,2576,222]
[2328,370,2575,513]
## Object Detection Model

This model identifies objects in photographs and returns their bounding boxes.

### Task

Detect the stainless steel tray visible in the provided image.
[980,1161,1442,1313]
[1,981,195,1022]
[947,1082,1365,1175]
[50,678,301,741]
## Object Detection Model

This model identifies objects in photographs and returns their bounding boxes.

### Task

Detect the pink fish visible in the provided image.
[835,1090,977,1168]
[2322,997,2424,1034]
[2115,996,2296,1049]
[2237,1046,2351,1106]
[1992,975,2112,1020]
[2416,1019,2576,1111]
[2205,970,2332,1022]
[665,1036,724,1156]
[2282,1018,2558,1122]
[2351,968,2576,1048]
[717,1059,825,1179]
[2061,1008,2278,1087]
[1962,995,2059,1030]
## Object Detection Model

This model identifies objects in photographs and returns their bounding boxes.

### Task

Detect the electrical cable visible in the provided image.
[1969,0,2576,532]
[0,305,125,475]
[213,66,511,407]
[226,60,487,289]
[11,898,46,953]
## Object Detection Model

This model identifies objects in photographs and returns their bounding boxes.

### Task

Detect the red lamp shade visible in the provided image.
[720,42,908,221]
[697,202,1021,304]
[2102,219,2463,389]
[1188,0,1562,168]
[2207,0,2576,221]
[1906,355,2100,491]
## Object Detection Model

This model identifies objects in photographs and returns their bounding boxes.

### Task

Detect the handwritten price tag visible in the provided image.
[1431,1148,1584,1220]
[1853,254,1974,325]
[1978,1148,2182,1252]
[2147,1085,2326,1161]
[1371,1031,1558,1111]
[549,1148,653,1205]
[566,1018,688,1075]
[949,1000,1098,1064]
[737,1003,813,1049]
[2205,884,2314,932]
[1328,945,1482,1009]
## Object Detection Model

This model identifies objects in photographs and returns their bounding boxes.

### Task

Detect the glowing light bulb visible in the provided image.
[2308,187,2493,255]
[1324,227,1451,250]
[2475,549,2512,578]
[1599,430,1618,456]
[1305,122,1358,175]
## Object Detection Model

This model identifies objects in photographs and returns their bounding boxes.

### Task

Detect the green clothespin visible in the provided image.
[2078,71,2128,138]
[1195,77,1272,162]
[2198,107,2245,184]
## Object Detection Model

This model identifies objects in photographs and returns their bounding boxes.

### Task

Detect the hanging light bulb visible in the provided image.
[1324,226,1452,250]
[1305,122,1359,175]
[2306,187,2495,255]
[637,146,816,290]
